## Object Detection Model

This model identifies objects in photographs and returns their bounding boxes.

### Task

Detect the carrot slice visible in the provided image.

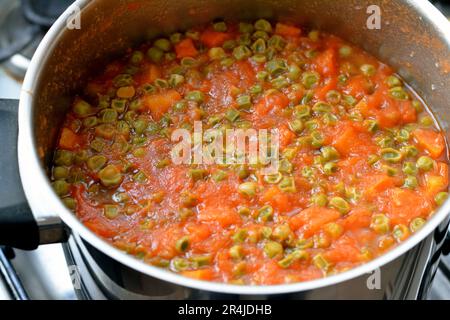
[175,38,198,58]
[181,269,214,281]
[413,128,445,159]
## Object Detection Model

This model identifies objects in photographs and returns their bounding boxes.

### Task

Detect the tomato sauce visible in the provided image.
[51,20,449,285]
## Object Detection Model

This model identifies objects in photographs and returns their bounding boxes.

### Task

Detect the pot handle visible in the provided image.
[0,99,59,250]
[443,228,450,256]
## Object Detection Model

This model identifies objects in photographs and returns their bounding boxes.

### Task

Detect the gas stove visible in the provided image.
[0,0,450,300]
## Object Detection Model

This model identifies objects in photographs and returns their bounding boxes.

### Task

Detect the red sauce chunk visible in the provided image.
[51,20,449,285]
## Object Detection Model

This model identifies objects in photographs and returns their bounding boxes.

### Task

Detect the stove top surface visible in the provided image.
[0,0,450,300]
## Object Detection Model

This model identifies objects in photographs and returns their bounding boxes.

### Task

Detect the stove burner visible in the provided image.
[21,0,74,28]
[0,0,40,63]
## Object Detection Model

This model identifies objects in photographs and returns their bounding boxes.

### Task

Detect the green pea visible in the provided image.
[254,19,272,33]
[175,236,190,253]
[168,74,185,87]
[251,38,267,54]
[435,192,449,206]
[294,105,311,119]
[99,165,122,187]
[225,109,240,122]
[263,172,283,184]
[380,148,403,163]
[271,76,289,89]
[264,241,283,259]
[278,176,296,193]
[104,205,119,219]
[188,168,208,181]
[401,145,419,158]
[329,197,350,215]
[283,148,297,161]
[90,138,105,153]
[232,229,248,243]
[389,86,409,100]
[172,257,189,271]
[320,146,339,161]
[420,116,434,127]
[370,214,390,234]
[339,46,352,57]
[87,155,107,172]
[147,46,164,63]
[53,166,69,180]
[180,57,197,67]
[312,193,328,207]
[287,64,301,81]
[365,119,379,133]
[402,162,418,176]
[258,205,274,222]
[409,217,426,233]
[266,59,287,76]
[133,171,147,184]
[185,90,205,103]
[278,250,308,269]
[73,99,94,118]
[212,170,227,182]
[312,254,329,271]
[403,175,418,189]
[83,116,98,129]
[208,47,226,60]
[323,162,338,176]
[113,74,133,87]
[288,119,304,134]
[239,22,254,34]
[417,156,434,171]
[238,182,258,197]
[229,245,244,260]
[236,95,252,109]
[130,51,144,65]
[153,38,171,52]
[213,21,227,32]
[310,131,324,148]
[386,75,401,88]
[62,197,76,210]
[268,35,286,51]
[360,64,376,77]
[326,90,341,104]
[99,108,118,123]
[233,45,252,60]
[170,32,182,44]
[190,255,212,267]
[302,71,320,89]
[52,180,70,196]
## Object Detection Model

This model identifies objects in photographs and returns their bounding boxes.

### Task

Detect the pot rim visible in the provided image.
[18,0,450,295]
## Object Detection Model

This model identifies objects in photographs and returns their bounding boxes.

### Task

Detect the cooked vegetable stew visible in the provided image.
[52,20,449,285]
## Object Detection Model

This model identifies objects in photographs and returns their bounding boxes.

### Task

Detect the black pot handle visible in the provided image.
[0,99,39,250]
[443,229,450,256]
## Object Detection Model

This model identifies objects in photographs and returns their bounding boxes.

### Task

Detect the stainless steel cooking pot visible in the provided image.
[0,0,449,298]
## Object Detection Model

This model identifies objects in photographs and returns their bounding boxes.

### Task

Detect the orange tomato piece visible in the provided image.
[341,208,373,230]
[289,207,341,238]
[255,91,290,116]
[261,186,291,212]
[59,128,80,150]
[313,48,337,77]
[181,269,215,281]
[413,128,445,159]
[275,23,301,37]
[200,29,232,47]
[175,38,198,58]
[142,89,182,120]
